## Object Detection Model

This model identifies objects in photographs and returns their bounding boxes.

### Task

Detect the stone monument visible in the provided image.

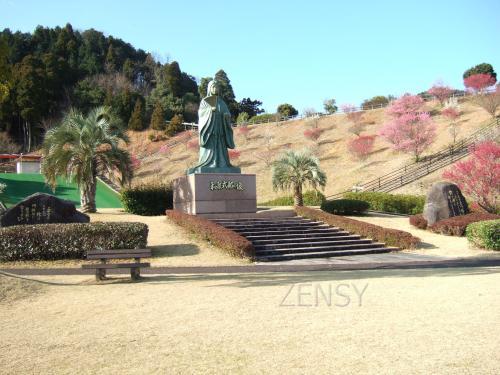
[423,182,469,225]
[173,79,257,215]
[0,193,90,227]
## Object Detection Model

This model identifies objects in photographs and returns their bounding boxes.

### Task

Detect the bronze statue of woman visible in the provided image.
[187,79,241,174]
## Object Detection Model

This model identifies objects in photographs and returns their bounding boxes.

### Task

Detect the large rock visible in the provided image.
[423,182,469,225]
[0,193,89,227]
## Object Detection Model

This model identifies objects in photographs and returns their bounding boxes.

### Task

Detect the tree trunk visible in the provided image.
[80,175,97,213]
[293,184,303,206]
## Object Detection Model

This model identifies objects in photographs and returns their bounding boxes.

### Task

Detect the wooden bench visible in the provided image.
[82,249,152,281]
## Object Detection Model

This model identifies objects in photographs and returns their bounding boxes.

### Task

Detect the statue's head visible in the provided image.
[207,80,218,96]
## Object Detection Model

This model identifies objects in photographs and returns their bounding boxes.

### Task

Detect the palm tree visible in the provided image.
[272,149,327,206]
[41,106,133,213]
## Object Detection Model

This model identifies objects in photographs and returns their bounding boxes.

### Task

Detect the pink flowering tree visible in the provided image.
[304,127,323,142]
[228,149,241,162]
[341,104,365,135]
[130,154,141,169]
[427,84,454,106]
[379,95,436,161]
[443,141,500,213]
[186,138,199,151]
[237,125,251,141]
[385,94,425,116]
[464,73,496,93]
[441,107,461,144]
[348,135,376,160]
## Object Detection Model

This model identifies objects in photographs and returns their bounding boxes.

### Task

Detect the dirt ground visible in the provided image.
[1,267,499,374]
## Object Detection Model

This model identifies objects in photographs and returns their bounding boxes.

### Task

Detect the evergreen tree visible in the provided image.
[463,63,497,81]
[165,61,182,97]
[199,77,211,97]
[238,97,264,118]
[165,114,183,136]
[105,44,117,72]
[214,69,238,118]
[150,102,165,130]
[128,98,144,130]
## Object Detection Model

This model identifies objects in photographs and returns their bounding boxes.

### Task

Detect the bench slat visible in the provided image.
[87,249,150,256]
[82,263,150,270]
[86,253,151,260]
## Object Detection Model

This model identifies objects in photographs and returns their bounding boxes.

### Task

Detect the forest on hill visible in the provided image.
[0,24,264,151]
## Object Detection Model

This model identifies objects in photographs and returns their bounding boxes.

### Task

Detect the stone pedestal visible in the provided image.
[173,173,257,215]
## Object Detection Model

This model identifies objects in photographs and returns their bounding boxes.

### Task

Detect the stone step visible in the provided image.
[221,222,325,230]
[255,242,386,255]
[213,217,306,224]
[237,228,343,237]
[251,234,360,244]
[254,239,373,251]
[257,247,393,262]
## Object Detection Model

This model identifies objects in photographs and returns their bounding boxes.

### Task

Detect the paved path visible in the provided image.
[2,255,500,276]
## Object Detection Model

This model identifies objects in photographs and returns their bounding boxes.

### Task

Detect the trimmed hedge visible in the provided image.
[260,191,326,206]
[166,210,255,259]
[0,222,148,261]
[429,212,499,236]
[409,214,428,229]
[466,220,500,250]
[321,199,369,215]
[344,192,425,215]
[296,206,420,249]
[121,182,173,216]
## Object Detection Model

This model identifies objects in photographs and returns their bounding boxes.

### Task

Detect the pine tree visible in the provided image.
[150,102,165,130]
[165,114,183,136]
[128,98,144,130]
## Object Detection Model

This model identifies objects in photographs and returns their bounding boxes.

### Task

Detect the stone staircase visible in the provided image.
[212,217,397,262]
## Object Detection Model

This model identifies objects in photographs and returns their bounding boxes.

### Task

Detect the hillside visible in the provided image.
[128,98,493,202]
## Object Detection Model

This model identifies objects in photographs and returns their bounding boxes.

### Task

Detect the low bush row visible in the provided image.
[0,222,148,261]
[344,192,425,215]
[428,212,499,236]
[466,220,500,250]
[321,199,369,215]
[409,214,428,229]
[166,210,255,259]
[121,182,173,216]
[295,206,420,249]
[260,191,326,206]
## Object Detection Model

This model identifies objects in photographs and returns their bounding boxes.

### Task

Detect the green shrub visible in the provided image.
[466,220,500,250]
[429,212,499,236]
[296,206,420,249]
[260,191,326,206]
[321,199,369,215]
[166,210,254,259]
[344,192,425,215]
[249,113,279,123]
[0,222,148,261]
[121,182,173,216]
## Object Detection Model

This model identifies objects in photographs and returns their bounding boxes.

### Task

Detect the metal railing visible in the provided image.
[326,117,500,199]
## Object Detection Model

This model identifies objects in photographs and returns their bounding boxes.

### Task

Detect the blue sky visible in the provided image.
[1,0,499,113]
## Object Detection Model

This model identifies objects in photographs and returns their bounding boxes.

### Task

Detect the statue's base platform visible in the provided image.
[173,173,256,215]
[186,166,241,175]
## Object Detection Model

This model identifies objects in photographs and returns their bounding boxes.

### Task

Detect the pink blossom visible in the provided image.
[443,141,500,212]
[303,128,324,141]
[348,135,376,160]
[379,112,436,160]
[228,149,241,160]
[427,85,454,105]
[386,94,425,117]
[441,107,460,120]
[463,74,496,92]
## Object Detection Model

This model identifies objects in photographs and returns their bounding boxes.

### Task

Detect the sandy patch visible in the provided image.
[1,267,499,374]
[347,213,496,257]
[0,272,46,304]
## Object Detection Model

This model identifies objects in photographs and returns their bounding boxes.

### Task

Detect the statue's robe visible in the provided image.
[188,95,240,173]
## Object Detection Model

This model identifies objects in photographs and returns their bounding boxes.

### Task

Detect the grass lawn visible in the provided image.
[0,173,122,208]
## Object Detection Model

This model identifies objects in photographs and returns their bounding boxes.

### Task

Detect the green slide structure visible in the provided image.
[0,173,122,208]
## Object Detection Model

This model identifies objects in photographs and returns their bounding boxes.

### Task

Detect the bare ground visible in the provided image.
[0,267,499,374]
